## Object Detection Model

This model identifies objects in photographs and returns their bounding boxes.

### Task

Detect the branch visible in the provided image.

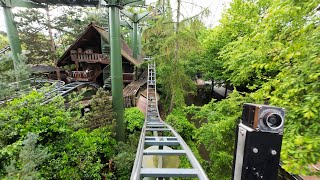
[52,26,76,36]
[179,0,206,9]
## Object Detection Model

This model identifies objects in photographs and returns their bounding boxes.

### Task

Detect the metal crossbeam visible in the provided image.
[130,61,208,180]
[143,150,186,155]
[140,168,198,178]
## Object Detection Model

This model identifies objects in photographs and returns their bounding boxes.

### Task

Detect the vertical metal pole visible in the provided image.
[138,26,142,55]
[132,20,138,59]
[109,5,125,141]
[3,4,22,81]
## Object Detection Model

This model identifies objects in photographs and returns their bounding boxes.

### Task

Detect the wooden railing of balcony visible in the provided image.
[71,52,110,64]
[66,70,95,81]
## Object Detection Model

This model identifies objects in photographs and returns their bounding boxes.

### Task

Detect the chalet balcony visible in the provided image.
[71,51,110,64]
[66,70,95,81]
[123,73,135,83]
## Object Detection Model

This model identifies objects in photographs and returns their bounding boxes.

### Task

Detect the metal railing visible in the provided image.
[130,61,208,180]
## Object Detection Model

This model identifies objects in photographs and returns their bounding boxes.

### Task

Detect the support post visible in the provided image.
[132,21,138,59]
[2,4,22,79]
[233,104,285,180]
[138,26,142,55]
[109,4,125,141]
[121,10,149,59]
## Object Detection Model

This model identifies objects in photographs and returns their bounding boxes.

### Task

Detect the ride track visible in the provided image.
[0,45,10,55]
[0,79,99,105]
[130,62,209,180]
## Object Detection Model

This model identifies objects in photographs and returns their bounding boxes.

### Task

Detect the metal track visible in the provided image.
[42,81,99,104]
[1,79,98,105]
[0,45,10,55]
[0,78,65,105]
[130,62,208,180]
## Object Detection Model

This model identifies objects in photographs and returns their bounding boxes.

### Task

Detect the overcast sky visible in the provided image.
[0,0,232,33]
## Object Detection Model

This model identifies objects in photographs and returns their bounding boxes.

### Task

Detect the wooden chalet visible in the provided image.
[57,23,143,87]
[57,23,148,107]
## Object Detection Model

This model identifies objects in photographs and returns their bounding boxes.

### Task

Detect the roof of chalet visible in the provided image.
[57,23,143,67]
[30,64,57,73]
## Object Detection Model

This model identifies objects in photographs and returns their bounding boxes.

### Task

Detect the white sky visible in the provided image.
[0,0,232,33]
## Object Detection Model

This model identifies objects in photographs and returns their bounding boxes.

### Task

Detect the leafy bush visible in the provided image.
[5,133,49,180]
[124,107,144,133]
[189,91,252,179]
[198,0,319,176]
[42,127,116,179]
[111,134,140,180]
[166,108,196,141]
[0,90,117,179]
[81,89,114,130]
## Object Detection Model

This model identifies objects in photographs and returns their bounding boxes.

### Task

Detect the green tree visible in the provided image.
[5,133,49,180]
[0,90,117,179]
[82,89,114,131]
[143,0,207,112]
[199,0,320,176]
[0,54,30,100]
[14,6,104,64]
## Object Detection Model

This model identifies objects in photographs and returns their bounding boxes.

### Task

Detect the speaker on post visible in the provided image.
[232,103,285,180]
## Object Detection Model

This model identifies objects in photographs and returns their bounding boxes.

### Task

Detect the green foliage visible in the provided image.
[0,34,8,49]
[0,90,117,179]
[198,0,273,82]
[124,107,144,133]
[0,54,31,100]
[14,6,104,64]
[166,108,196,141]
[143,1,207,112]
[82,89,114,130]
[42,127,116,179]
[111,134,140,180]
[5,133,49,180]
[198,0,320,176]
[191,91,252,179]
[0,54,30,82]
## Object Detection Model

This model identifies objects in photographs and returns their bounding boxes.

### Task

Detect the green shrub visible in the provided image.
[0,90,117,179]
[124,107,144,133]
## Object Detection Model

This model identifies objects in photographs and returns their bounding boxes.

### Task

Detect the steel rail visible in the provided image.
[0,78,65,105]
[42,81,99,105]
[1,79,98,105]
[0,45,11,54]
[130,61,208,180]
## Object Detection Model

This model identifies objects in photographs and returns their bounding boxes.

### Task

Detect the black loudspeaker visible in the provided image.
[233,104,285,180]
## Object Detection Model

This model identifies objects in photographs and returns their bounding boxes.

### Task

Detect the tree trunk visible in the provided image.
[174,0,181,59]
[169,0,181,113]
[46,6,60,80]
[224,82,228,98]
[211,79,214,94]
[169,92,175,113]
